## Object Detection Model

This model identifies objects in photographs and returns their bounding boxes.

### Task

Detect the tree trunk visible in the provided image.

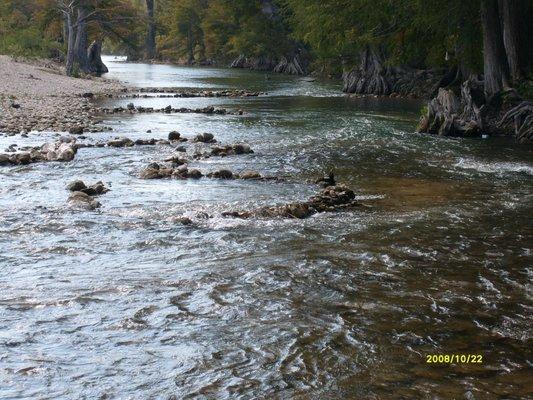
[74,7,89,73]
[87,40,109,75]
[481,0,510,97]
[65,12,76,76]
[145,0,156,59]
[187,24,194,64]
[499,0,522,82]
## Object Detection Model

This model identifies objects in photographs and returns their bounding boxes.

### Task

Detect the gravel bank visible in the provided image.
[0,55,126,135]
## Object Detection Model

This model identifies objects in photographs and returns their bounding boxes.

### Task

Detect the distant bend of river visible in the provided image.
[0,55,531,399]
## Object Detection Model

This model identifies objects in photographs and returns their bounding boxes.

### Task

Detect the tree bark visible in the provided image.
[145,0,156,59]
[65,11,76,76]
[87,40,108,75]
[481,0,510,97]
[74,7,89,73]
[499,0,522,82]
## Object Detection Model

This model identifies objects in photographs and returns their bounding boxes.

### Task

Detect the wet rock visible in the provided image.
[67,180,109,196]
[82,181,109,196]
[232,143,252,154]
[194,132,215,143]
[187,169,203,179]
[195,211,211,219]
[210,143,253,157]
[164,156,187,166]
[226,184,358,220]
[12,152,31,165]
[146,129,152,133]
[174,216,192,225]
[175,146,187,152]
[68,126,84,135]
[107,137,134,147]
[240,170,261,180]
[140,167,160,179]
[127,102,135,110]
[0,154,10,165]
[315,171,336,188]
[207,169,233,179]
[67,180,87,192]
[171,165,188,179]
[134,138,157,145]
[168,131,181,141]
[67,191,101,210]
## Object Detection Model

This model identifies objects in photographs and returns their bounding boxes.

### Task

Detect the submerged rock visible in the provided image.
[240,170,261,180]
[315,171,336,187]
[225,184,358,220]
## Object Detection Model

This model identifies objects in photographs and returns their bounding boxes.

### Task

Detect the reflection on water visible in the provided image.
[0,56,532,399]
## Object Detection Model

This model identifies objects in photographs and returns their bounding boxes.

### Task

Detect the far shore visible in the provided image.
[0,55,126,135]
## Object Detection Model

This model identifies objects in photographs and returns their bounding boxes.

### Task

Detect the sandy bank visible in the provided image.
[0,55,126,135]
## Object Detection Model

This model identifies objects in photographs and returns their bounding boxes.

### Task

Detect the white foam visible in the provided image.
[454,158,533,176]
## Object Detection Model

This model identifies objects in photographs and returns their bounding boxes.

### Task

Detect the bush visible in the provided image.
[0,27,59,58]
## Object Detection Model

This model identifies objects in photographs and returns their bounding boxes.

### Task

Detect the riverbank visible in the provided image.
[0,55,126,135]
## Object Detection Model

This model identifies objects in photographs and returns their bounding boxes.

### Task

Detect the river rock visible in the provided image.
[140,166,160,179]
[225,184,358,220]
[69,126,84,134]
[187,169,203,179]
[207,169,233,179]
[240,170,261,180]
[174,216,192,225]
[172,165,188,179]
[134,138,157,145]
[67,180,87,191]
[107,137,134,147]
[194,132,215,143]
[168,131,181,141]
[67,191,101,210]
[0,154,10,165]
[210,143,253,156]
[67,180,109,195]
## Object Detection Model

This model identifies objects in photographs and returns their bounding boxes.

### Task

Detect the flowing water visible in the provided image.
[0,57,532,399]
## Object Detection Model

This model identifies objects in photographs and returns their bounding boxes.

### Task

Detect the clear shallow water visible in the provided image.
[0,56,532,399]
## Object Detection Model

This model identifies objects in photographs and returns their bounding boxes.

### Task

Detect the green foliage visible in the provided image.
[283,0,483,72]
[516,78,533,100]
[0,0,62,58]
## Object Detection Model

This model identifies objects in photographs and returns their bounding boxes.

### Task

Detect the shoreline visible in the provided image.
[0,55,126,136]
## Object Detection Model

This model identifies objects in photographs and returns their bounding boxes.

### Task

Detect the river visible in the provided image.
[0,56,532,399]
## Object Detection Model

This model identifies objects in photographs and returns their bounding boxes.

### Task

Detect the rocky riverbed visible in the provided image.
[0,55,126,135]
